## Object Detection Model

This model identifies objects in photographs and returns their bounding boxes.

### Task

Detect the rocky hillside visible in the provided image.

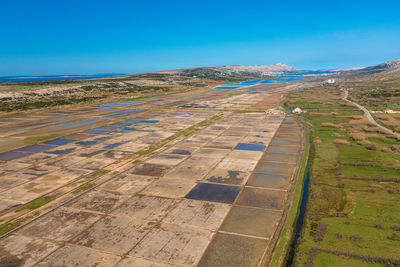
[215,63,295,75]
[341,59,400,79]
[165,63,296,80]
[369,59,400,70]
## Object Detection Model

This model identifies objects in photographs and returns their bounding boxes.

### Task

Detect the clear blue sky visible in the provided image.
[1,0,400,75]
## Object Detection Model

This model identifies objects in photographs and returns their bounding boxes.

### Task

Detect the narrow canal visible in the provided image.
[285,126,313,266]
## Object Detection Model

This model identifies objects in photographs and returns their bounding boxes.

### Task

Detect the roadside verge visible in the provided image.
[268,117,311,266]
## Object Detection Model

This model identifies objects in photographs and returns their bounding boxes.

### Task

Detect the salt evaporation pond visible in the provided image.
[215,76,306,90]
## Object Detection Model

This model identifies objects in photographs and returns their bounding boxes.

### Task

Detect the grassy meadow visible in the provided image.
[286,85,400,266]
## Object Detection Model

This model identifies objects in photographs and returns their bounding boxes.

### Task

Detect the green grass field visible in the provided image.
[286,85,400,266]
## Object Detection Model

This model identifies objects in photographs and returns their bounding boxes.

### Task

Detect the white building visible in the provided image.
[293,107,305,114]
[384,109,400,114]
[325,79,336,84]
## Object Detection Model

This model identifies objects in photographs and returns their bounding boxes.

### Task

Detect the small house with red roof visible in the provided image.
[384,109,400,114]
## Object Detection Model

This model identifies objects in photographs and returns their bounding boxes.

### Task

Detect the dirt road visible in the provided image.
[343,90,400,138]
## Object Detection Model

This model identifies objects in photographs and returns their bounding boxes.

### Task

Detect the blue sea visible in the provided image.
[0,73,125,83]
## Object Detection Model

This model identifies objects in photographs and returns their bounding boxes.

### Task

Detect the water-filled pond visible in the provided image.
[215,75,306,90]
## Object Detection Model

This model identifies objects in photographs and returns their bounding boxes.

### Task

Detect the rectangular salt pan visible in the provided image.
[16,145,54,153]
[53,119,100,129]
[46,138,76,146]
[234,143,266,152]
[106,110,143,117]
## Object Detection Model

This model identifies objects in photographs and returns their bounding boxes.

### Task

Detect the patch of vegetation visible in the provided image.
[72,170,112,194]
[24,196,55,211]
[73,182,96,194]
[1,95,108,111]
[180,67,260,81]
[89,169,111,177]
[0,220,23,236]
[312,250,388,266]
[0,212,40,236]
[24,133,63,144]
